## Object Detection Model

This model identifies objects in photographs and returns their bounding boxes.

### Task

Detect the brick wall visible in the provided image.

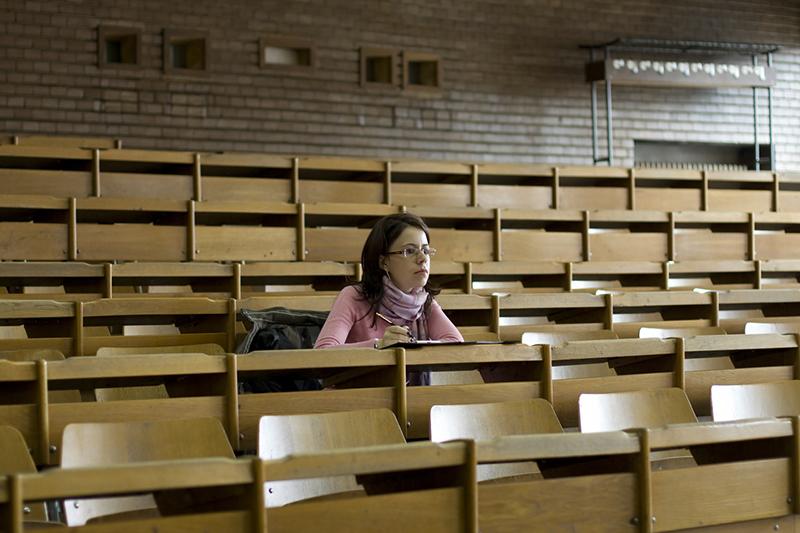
[0,0,799,169]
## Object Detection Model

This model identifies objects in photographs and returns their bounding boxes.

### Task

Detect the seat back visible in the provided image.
[579,388,697,432]
[94,343,225,401]
[0,325,27,339]
[122,324,181,336]
[430,399,562,482]
[744,321,800,334]
[0,348,65,362]
[521,329,618,346]
[0,349,80,403]
[639,326,726,338]
[523,330,619,379]
[428,370,484,385]
[95,343,225,356]
[553,361,616,379]
[259,408,405,507]
[61,418,234,525]
[0,425,46,521]
[638,327,732,371]
[711,381,800,422]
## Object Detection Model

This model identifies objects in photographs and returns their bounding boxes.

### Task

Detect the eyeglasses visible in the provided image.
[385,245,437,258]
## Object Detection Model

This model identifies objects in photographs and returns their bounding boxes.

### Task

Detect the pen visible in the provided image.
[375,312,416,342]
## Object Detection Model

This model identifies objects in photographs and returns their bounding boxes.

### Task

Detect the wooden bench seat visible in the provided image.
[1,419,797,532]
[0,144,795,219]
[0,333,797,463]
[1,190,800,265]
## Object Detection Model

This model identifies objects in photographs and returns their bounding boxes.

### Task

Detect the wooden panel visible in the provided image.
[0,222,68,260]
[560,187,628,210]
[677,517,796,533]
[238,389,395,451]
[636,188,702,211]
[0,261,103,277]
[779,191,800,213]
[669,260,756,274]
[502,230,583,262]
[652,458,791,531]
[710,171,774,182]
[304,203,395,217]
[83,297,228,317]
[407,382,541,439]
[0,338,73,356]
[708,190,772,213]
[259,409,405,507]
[503,291,606,310]
[710,380,800,422]
[202,152,293,168]
[393,183,471,208]
[239,294,337,312]
[242,261,356,276]
[758,212,800,224]
[479,163,552,177]
[479,473,637,533]
[0,145,92,158]
[77,197,186,213]
[101,149,194,164]
[0,169,92,197]
[579,387,696,433]
[301,157,385,172]
[685,366,794,417]
[300,180,383,204]
[430,229,494,262]
[114,261,232,277]
[48,397,227,462]
[62,511,253,533]
[12,135,118,149]
[203,177,292,203]
[195,201,295,216]
[590,232,668,261]
[102,172,194,201]
[675,231,748,261]
[676,212,748,224]
[392,161,471,174]
[78,224,186,261]
[553,373,673,428]
[560,166,629,179]
[756,233,800,260]
[83,332,228,356]
[477,185,551,210]
[196,226,295,261]
[269,487,465,533]
[636,169,702,180]
[614,319,711,339]
[306,227,369,262]
[0,404,38,459]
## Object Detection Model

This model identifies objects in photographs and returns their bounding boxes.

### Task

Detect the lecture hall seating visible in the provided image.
[3,418,799,531]
[60,417,236,525]
[258,408,406,506]
[2,143,800,212]
[429,399,562,482]
[4,139,800,530]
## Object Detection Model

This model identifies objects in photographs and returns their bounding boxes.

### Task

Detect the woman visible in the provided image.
[314,212,463,349]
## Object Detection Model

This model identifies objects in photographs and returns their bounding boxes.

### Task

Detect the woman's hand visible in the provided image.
[375,325,413,349]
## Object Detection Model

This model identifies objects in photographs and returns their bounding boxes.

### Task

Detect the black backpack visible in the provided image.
[236,307,329,392]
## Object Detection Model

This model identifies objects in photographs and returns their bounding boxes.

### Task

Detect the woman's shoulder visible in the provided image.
[338,284,363,299]
[333,284,368,308]
[329,285,370,320]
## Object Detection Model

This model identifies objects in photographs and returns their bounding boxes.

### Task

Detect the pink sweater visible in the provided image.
[314,285,464,348]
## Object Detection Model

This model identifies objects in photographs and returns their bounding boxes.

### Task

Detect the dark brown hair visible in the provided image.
[356,212,440,324]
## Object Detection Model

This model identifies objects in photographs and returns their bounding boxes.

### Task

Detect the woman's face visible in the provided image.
[381,226,431,293]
